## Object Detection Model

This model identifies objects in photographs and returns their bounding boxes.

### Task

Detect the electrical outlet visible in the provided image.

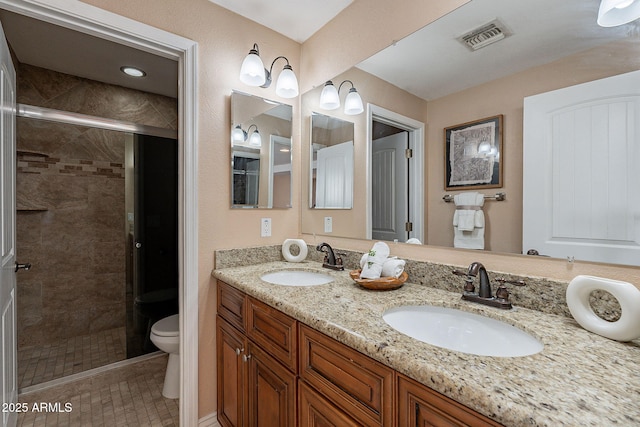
[324,216,333,233]
[261,217,272,237]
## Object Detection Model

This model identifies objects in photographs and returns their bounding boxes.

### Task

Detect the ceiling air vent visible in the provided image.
[458,19,509,51]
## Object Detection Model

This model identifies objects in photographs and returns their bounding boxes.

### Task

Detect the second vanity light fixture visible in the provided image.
[231,124,262,147]
[239,43,299,99]
[598,0,640,26]
[319,80,364,115]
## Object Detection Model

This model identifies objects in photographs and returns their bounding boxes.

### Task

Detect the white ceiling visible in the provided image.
[207,0,354,43]
[357,0,632,100]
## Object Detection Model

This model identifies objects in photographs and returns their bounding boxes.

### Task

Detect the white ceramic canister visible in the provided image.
[281,239,308,263]
[566,275,640,342]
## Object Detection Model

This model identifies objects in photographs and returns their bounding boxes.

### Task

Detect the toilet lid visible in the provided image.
[151,314,179,337]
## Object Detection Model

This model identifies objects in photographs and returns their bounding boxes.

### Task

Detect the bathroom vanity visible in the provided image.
[213,258,640,426]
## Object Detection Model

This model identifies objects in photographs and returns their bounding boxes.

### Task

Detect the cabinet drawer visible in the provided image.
[217,281,246,333]
[299,324,394,426]
[298,380,361,427]
[246,297,297,373]
[398,374,503,427]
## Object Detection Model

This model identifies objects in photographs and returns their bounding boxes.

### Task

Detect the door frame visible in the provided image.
[366,104,424,242]
[0,1,199,425]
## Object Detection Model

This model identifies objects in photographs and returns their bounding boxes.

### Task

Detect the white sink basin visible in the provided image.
[260,270,334,286]
[383,305,543,357]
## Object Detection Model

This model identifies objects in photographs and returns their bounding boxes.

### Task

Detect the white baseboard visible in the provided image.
[198,412,220,427]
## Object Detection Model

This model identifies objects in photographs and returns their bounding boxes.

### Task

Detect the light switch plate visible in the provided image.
[324,216,332,233]
[261,218,272,237]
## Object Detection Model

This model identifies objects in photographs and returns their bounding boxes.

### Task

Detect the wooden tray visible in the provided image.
[349,269,408,291]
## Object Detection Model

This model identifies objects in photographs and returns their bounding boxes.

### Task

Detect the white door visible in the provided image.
[0,21,17,427]
[315,141,353,209]
[523,70,640,266]
[371,132,409,241]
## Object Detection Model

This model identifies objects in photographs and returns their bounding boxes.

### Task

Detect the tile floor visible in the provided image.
[17,354,178,426]
[18,327,127,390]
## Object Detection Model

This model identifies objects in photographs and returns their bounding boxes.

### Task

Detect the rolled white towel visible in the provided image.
[360,254,405,278]
[360,241,390,279]
[405,238,422,245]
[381,258,405,278]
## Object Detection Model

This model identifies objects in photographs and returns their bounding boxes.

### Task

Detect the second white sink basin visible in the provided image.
[260,270,334,286]
[383,305,543,357]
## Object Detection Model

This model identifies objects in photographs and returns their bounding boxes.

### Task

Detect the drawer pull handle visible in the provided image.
[242,354,252,362]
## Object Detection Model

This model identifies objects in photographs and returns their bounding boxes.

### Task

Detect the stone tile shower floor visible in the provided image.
[17,354,178,426]
[18,327,126,390]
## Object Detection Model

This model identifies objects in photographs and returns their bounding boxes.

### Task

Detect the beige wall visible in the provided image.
[301,67,428,238]
[426,39,640,253]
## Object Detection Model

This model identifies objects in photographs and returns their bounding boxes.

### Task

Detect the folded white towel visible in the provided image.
[359,254,406,278]
[455,210,476,231]
[360,241,390,279]
[382,258,406,278]
[453,192,486,249]
[405,238,422,245]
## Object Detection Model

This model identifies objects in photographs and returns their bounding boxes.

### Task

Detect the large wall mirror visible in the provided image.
[310,112,354,209]
[231,91,292,209]
[301,0,640,266]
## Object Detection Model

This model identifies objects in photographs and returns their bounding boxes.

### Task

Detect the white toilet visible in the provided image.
[150,314,180,399]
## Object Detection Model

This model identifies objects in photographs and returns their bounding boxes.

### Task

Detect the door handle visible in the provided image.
[15,262,31,272]
[135,242,142,249]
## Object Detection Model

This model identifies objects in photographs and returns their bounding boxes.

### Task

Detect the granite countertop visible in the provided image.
[213,260,640,427]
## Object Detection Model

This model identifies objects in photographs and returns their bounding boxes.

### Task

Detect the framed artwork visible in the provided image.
[444,115,503,191]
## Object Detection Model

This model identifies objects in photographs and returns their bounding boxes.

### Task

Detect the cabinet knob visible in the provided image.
[242,354,252,362]
[235,347,243,356]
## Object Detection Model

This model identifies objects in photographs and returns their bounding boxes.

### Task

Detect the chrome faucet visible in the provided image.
[452,262,526,310]
[316,243,344,271]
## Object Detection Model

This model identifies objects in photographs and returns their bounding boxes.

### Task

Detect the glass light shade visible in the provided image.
[478,141,491,154]
[597,0,640,26]
[319,81,340,110]
[275,65,299,98]
[231,125,245,144]
[239,51,266,86]
[343,88,364,115]
[249,130,262,147]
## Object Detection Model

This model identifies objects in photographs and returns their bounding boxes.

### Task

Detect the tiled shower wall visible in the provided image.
[16,64,177,349]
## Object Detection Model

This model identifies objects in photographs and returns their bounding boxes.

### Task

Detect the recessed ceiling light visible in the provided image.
[120,66,146,77]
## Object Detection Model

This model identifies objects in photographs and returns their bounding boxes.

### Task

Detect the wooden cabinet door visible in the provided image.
[398,374,503,427]
[217,316,247,427]
[298,380,362,427]
[246,341,297,427]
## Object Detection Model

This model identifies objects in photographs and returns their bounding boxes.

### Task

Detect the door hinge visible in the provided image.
[405,148,413,159]
[405,222,413,232]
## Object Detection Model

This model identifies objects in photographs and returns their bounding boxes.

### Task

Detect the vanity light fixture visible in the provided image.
[239,43,299,98]
[319,80,364,115]
[597,0,640,26]
[120,66,146,77]
[231,124,262,147]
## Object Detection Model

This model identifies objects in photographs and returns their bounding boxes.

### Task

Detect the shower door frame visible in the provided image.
[1,1,199,425]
